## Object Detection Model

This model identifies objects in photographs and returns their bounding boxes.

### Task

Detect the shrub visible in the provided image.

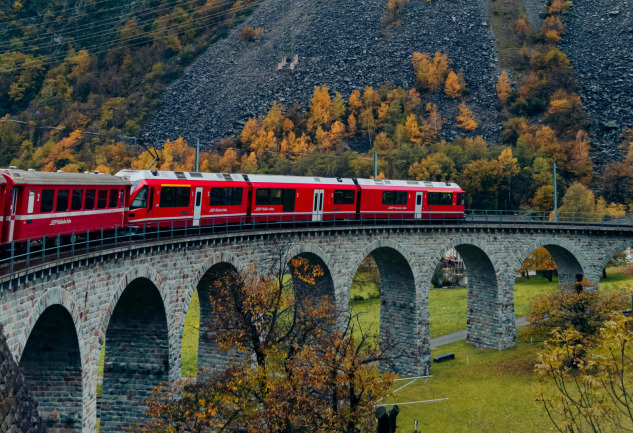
[239,26,263,42]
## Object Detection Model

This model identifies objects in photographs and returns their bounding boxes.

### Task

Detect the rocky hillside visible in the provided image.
[559,1,633,166]
[143,0,503,148]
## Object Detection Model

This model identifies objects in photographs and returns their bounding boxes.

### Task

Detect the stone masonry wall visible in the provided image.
[19,305,82,433]
[0,224,630,431]
[0,324,44,433]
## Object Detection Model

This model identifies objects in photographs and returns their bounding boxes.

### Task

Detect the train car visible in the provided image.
[245,174,358,223]
[116,170,250,228]
[356,178,465,220]
[0,169,131,245]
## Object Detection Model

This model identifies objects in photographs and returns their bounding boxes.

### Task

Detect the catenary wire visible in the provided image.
[0,0,260,73]
[0,0,240,50]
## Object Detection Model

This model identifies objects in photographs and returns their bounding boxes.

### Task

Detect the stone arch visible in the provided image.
[99,270,170,433]
[590,239,633,286]
[511,238,585,291]
[348,239,425,375]
[19,303,82,433]
[18,287,83,364]
[190,252,246,373]
[429,237,512,349]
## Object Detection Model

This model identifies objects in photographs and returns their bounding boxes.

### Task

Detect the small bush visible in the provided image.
[240,26,263,42]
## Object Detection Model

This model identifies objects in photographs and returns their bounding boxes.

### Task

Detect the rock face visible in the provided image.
[0,325,44,433]
[522,0,546,28]
[143,0,503,149]
[559,1,633,165]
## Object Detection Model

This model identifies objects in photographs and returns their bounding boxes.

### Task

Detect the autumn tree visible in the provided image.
[408,153,456,182]
[536,313,633,433]
[444,70,461,98]
[556,183,625,222]
[496,70,512,105]
[307,85,332,131]
[519,247,557,281]
[144,246,394,433]
[456,101,478,131]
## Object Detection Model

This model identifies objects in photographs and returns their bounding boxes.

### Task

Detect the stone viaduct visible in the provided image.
[1,221,632,432]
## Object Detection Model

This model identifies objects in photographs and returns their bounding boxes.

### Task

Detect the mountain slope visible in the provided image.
[559,1,633,165]
[143,0,503,148]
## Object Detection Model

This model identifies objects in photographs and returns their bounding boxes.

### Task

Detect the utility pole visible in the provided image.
[374,151,378,179]
[553,162,558,222]
[195,138,200,172]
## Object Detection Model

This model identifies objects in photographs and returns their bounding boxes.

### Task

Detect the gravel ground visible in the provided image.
[142,0,503,149]
[558,1,633,166]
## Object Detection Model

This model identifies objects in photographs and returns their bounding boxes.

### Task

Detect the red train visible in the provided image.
[0,168,130,246]
[116,169,464,229]
[0,168,465,247]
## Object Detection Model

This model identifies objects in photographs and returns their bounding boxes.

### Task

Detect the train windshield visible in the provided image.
[131,180,141,193]
[131,186,148,209]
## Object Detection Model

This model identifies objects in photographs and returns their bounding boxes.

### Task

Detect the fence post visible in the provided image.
[86,231,90,253]
[57,234,61,260]
[26,239,30,268]
[42,235,46,263]
[100,228,104,250]
[71,232,75,256]
[10,242,14,273]
[115,227,118,247]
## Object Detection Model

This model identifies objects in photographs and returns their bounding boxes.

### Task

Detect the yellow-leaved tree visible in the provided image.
[456,102,478,131]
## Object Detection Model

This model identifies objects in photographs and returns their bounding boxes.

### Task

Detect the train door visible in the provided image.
[8,188,17,242]
[312,189,324,221]
[193,187,203,226]
[415,191,423,218]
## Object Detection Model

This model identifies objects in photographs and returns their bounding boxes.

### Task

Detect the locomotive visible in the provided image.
[0,168,465,247]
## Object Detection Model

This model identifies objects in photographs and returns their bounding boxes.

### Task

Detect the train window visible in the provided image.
[160,186,190,208]
[27,190,35,214]
[131,186,147,209]
[97,190,108,209]
[210,187,243,206]
[108,189,118,208]
[71,189,83,211]
[270,189,283,205]
[427,192,453,206]
[56,189,69,212]
[334,190,355,205]
[255,189,269,205]
[119,189,125,207]
[382,190,407,205]
[255,188,295,211]
[85,189,96,210]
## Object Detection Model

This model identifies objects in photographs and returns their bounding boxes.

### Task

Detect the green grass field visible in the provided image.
[381,330,557,433]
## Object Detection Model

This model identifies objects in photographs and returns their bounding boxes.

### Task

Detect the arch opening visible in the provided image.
[99,277,169,433]
[192,262,243,375]
[350,247,420,375]
[19,304,82,433]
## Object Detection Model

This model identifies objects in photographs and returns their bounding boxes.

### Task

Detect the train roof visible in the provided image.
[1,169,131,186]
[245,174,356,186]
[355,178,462,190]
[115,170,248,183]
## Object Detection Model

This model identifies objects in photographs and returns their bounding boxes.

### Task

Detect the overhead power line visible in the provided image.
[0,0,239,50]
[0,0,260,73]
